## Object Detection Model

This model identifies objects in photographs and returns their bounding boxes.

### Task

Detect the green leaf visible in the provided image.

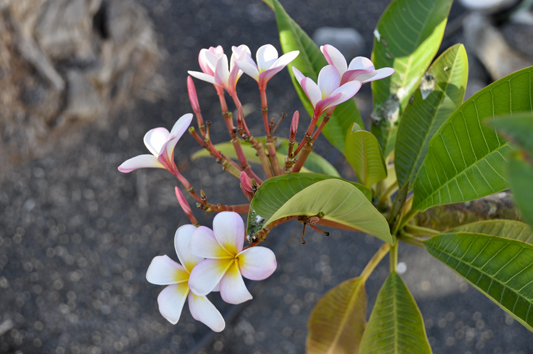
[359,272,432,354]
[448,220,533,245]
[486,112,533,157]
[307,277,367,354]
[424,232,533,331]
[371,0,453,156]
[395,44,468,189]
[272,0,363,153]
[345,123,387,188]
[508,154,533,229]
[191,137,339,176]
[412,66,533,211]
[248,175,393,244]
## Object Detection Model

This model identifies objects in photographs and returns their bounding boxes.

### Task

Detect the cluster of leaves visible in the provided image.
[239,0,533,352]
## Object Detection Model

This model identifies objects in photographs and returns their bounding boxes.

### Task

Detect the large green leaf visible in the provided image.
[412,66,533,211]
[271,0,363,153]
[359,272,432,354]
[371,0,453,156]
[247,173,371,236]
[508,154,533,229]
[307,277,367,354]
[448,220,533,245]
[395,44,468,189]
[345,123,387,188]
[486,112,533,158]
[192,137,340,176]
[424,232,533,331]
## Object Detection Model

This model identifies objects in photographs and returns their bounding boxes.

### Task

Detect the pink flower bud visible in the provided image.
[290,110,299,142]
[187,76,201,114]
[240,171,253,195]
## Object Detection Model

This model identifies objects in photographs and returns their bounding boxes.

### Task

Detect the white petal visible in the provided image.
[199,49,215,75]
[220,262,252,304]
[146,255,189,285]
[157,283,189,324]
[236,60,260,82]
[214,55,230,89]
[230,45,251,71]
[213,211,245,255]
[331,81,362,102]
[189,258,233,296]
[271,50,299,70]
[169,113,193,139]
[292,66,305,84]
[321,45,347,76]
[347,56,375,71]
[189,226,231,259]
[118,154,163,173]
[188,293,225,332]
[174,225,203,273]
[318,65,341,97]
[256,44,279,72]
[238,247,277,281]
[301,77,322,108]
[356,67,395,83]
[188,71,216,85]
[144,127,170,155]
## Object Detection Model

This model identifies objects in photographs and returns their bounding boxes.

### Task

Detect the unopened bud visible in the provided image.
[290,110,299,142]
[187,76,201,114]
[175,187,198,226]
[240,171,253,195]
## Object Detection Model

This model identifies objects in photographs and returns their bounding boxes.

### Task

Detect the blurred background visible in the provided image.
[1,0,533,353]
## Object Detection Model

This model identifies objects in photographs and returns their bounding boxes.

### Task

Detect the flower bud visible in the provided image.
[290,110,299,143]
[187,76,201,115]
[240,171,253,195]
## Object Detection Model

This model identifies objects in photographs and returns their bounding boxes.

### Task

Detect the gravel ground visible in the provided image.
[1,0,533,353]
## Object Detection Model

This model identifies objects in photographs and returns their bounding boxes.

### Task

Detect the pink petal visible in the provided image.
[315,92,343,116]
[144,127,170,156]
[238,246,277,281]
[189,226,232,259]
[189,258,233,296]
[355,67,395,83]
[118,154,164,173]
[317,65,341,97]
[188,71,216,85]
[256,44,279,71]
[157,283,189,324]
[214,55,230,90]
[258,67,283,87]
[146,255,189,285]
[292,66,305,85]
[341,68,374,84]
[301,77,322,108]
[321,45,347,76]
[174,225,203,273]
[347,56,375,71]
[220,262,252,304]
[330,80,362,104]
[213,211,245,255]
[236,58,260,81]
[188,293,225,332]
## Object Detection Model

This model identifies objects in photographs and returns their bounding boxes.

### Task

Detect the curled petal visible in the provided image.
[220,262,252,304]
[189,258,233,296]
[317,65,341,97]
[301,77,322,108]
[144,127,170,156]
[292,66,305,85]
[146,255,189,285]
[118,154,163,173]
[355,67,395,83]
[169,113,194,140]
[213,211,245,255]
[157,283,189,324]
[189,226,231,259]
[321,45,348,76]
[188,293,225,332]
[188,71,216,85]
[348,56,375,71]
[341,68,374,84]
[315,92,343,116]
[256,44,278,71]
[174,225,203,273]
[214,55,231,90]
[236,58,260,82]
[238,246,277,281]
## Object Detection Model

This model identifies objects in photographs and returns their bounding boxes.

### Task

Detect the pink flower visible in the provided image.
[188,45,250,96]
[321,44,394,85]
[292,65,361,117]
[235,44,299,89]
[146,225,225,332]
[188,212,277,305]
[117,113,193,175]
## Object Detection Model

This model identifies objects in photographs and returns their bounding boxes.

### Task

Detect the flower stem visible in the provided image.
[292,139,315,173]
[360,243,391,282]
[404,224,440,237]
[389,241,398,273]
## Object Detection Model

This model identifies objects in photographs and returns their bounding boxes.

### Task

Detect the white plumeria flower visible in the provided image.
[188,45,250,96]
[234,44,299,89]
[118,113,193,175]
[321,44,395,85]
[188,211,277,305]
[146,225,225,332]
[292,65,362,117]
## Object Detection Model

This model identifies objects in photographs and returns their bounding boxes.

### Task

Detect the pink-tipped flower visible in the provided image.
[321,44,394,85]
[188,212,277,305]
[118,114,193,175]
[187,76,201,114]
[292,65,361,117]
[235,44,299,90]
[188,45,250,96]
[146,225,225,332]
[290,110,299,142]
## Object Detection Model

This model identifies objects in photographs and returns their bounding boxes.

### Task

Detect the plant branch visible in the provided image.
[360,242,391,282]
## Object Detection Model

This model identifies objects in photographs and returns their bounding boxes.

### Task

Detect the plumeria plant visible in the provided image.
[118,0,533,351]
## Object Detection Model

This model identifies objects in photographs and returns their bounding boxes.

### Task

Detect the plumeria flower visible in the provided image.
[188,45,250,96]
[188,211,277,305]
[321,44,394,85]
[234,44,299,89]
[146,224,225,332]
[292,65,362,117]
[118,113,193,175]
